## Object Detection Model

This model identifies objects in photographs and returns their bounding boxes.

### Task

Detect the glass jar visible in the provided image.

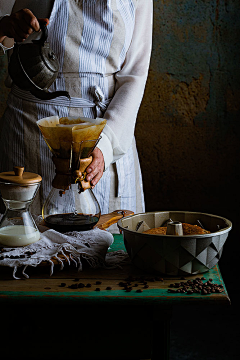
[0,166,42,247]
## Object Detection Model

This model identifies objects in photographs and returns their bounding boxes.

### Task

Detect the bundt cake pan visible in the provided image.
[117,211,232,276]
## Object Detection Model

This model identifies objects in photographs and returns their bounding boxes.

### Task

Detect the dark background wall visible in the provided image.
[135,0,240,298]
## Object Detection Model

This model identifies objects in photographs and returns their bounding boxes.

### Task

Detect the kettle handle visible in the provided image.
[32,20,48,45]
[39,21,48,44]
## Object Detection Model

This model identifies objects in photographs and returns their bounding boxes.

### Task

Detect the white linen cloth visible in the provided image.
[0,225,129,280]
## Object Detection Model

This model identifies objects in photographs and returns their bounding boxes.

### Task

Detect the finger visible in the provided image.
[6,22,29,42]
[86,160,104,184]
[90,170,104,187]
[86,160,99,174]
[12,23,32,41]
[86,165,100,181]
[21,9,40,31]
[38,18,49,26]
[8,9,38,40]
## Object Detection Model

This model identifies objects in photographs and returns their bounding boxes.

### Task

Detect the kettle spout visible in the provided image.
[30,89,71,101]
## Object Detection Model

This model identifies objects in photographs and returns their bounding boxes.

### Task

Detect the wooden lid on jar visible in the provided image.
[0,167,42,185]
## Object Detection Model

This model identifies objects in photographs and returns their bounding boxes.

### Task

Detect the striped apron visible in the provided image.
[0,0,145,227]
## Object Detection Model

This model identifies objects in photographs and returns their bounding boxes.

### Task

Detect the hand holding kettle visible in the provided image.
[1,8,70,100]
[0,8,49,43]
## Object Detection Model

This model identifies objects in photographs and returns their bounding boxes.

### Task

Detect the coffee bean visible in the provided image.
[106,287,112,290]
[95,288,101,291]
[59,283,66,287]
[78,283,85,288]
[44,287,51,290]
[136,289,143,293]
[86,283,92,288]
[69,284,78,289]
[96,281,102,285]
[143,285,149,289]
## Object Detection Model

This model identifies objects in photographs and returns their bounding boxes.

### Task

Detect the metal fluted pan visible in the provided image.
[117,211,232,276]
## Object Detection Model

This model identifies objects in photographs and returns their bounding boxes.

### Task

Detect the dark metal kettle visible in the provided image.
[8,22,70,101]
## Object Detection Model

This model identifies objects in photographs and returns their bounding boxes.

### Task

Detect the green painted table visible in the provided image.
[0,234,230,360]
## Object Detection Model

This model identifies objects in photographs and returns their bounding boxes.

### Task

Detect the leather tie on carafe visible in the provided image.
[52,156,92,192]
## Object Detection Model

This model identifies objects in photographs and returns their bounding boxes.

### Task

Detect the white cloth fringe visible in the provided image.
[0,226,129,279]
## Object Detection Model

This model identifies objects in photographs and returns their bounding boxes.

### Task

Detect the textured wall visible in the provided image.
[135,0,240,288]
[137,1,240,218]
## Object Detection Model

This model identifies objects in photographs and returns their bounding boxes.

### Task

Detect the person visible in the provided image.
[0,0,152,229]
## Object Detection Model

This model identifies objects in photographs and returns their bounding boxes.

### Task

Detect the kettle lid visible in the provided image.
[0,167,42,185]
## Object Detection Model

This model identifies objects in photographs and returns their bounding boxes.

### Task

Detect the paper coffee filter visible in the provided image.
[72,123,106,142]
[59,116,88,125]
[36,116,106,158]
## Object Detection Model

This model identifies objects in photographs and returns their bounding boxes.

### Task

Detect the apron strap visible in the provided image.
[11,85,112,117]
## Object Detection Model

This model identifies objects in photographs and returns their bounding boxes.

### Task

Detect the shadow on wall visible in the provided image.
[136,0,240,220]
[135,0,240,295]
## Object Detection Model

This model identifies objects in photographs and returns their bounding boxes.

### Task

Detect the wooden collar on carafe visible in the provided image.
[52,156,92,191]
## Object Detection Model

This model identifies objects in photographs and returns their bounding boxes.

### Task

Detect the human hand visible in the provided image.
[0,9,49,43]
[86,148,105,188]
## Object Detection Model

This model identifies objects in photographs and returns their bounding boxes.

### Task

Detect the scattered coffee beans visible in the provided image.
[167,278,224,295]
[58,274,221,296]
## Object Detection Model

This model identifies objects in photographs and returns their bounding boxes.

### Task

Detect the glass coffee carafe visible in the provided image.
[0,166,42,247]
[42,139,101,232]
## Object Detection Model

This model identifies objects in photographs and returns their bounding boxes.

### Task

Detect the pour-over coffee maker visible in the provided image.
[37,116,106,232]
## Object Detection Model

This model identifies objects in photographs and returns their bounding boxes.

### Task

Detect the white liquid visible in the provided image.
[0,225,40,246]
